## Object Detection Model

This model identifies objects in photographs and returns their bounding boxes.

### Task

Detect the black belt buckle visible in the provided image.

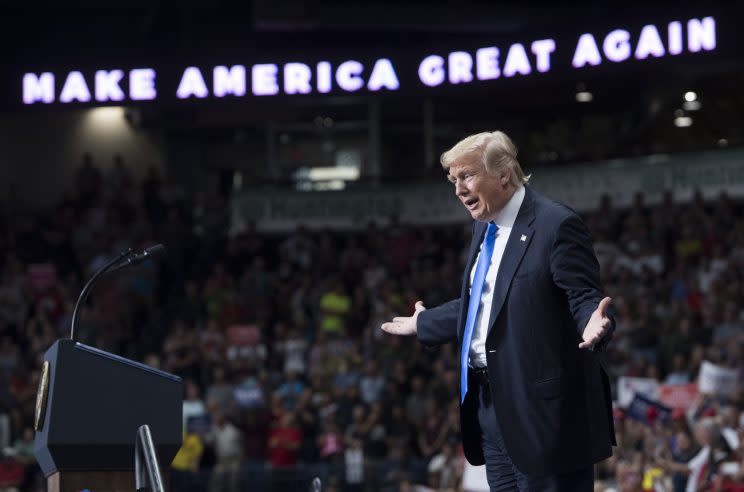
[470,366,489,385]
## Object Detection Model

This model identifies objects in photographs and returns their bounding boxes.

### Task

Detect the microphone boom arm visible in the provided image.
[69,248,132,342]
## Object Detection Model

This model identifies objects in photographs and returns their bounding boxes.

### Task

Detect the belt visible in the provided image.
[470,366,489,385]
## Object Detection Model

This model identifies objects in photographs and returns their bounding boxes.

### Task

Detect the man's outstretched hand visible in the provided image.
[381,301,426,336]
[579,296,612,349]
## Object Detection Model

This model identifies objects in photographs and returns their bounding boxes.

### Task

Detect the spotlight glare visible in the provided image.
[88,106,125,124]
[674,116,693,127]
[684,91,697,102]
[683,100,701,111]
[575,91,593,102]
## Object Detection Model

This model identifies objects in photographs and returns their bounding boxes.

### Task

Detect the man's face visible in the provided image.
[447,153,512,222]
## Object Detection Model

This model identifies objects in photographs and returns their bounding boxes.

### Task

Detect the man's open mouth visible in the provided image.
[464,198,479,209]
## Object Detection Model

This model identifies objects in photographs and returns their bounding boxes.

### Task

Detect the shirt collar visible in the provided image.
[491,185,525,229]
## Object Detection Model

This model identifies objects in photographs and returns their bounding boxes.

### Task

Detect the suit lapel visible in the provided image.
[486,187,537,337]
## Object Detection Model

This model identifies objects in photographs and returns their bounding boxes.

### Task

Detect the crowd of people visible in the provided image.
[0,156,742,491]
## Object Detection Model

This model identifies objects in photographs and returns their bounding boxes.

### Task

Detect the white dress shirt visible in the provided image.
[468,185,525,368]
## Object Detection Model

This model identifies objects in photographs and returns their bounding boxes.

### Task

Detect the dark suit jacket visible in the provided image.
[416,186,616,476]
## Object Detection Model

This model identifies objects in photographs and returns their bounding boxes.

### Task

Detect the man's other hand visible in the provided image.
[381,301,426,336]
[579,296,612,349]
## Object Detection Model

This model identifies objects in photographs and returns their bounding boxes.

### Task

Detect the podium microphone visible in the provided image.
[107,244,166,274]
[69,244,166,342]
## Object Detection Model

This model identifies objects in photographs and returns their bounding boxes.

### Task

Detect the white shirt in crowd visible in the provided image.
[182,399,207,431]
[345,447,364,484]
[212,421,243,461]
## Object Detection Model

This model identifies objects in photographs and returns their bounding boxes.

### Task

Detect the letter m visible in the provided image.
[23,73,55,104]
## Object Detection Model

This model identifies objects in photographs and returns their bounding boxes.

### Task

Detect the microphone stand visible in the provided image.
[69,248,133,342]
[135,424,165,492]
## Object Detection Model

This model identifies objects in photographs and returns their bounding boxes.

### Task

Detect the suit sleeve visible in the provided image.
[549,213,615,351]
[416,298,460,348]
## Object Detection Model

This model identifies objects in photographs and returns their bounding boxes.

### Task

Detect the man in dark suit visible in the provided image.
[381,131,615,491]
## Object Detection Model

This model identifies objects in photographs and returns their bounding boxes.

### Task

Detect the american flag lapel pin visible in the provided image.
[520,234,527,242]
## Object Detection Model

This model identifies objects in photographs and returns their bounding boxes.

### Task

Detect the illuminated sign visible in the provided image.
[21,16,716,105]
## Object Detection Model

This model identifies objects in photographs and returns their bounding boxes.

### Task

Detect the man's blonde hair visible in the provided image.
[440,131,530,186]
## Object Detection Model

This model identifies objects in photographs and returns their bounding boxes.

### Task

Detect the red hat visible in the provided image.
[646,406,660,424]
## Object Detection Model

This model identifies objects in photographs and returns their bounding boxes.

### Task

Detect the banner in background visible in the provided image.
[627,394,673,425]
[27,263,57,291]
[698,361,740,397]
[618,376,660,408]
[226,324,261,346]
[19,16,717,106]
[659,383,699,410]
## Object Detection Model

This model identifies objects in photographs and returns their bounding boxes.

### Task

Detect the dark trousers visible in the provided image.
[474,372,594,492]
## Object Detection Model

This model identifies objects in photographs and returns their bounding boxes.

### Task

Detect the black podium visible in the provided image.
[34,339,183,492]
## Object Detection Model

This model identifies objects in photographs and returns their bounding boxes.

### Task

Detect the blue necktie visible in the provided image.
[460,222,498,403]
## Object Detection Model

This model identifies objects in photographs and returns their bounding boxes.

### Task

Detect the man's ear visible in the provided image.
[500,169,511,187]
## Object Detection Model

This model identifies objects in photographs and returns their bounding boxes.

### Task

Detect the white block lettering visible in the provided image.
[252,64,279,96]
[22,73,54,104]
[572,34,602,68]
[130,69,157,100]
[94,70,125,102]
[336,61,364,92]
[418,55,445,87]
[214,65,246,97]
[367,58,399,91]
[60,71,91,103]
[531,39,555,73]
